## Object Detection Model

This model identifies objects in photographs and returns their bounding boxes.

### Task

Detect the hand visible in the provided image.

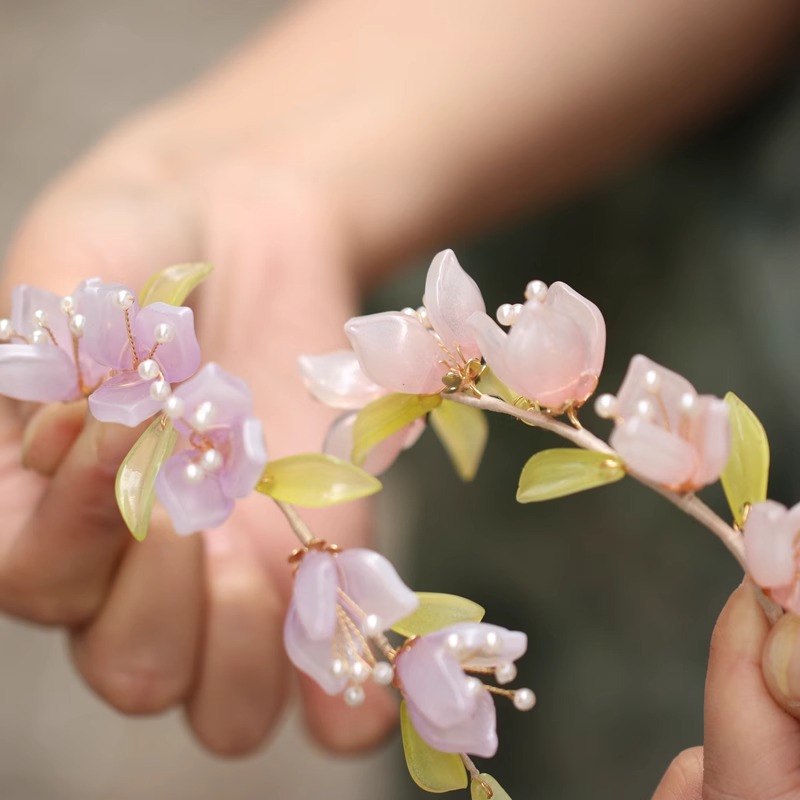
[0,107,396,756]
[653,584,800,799]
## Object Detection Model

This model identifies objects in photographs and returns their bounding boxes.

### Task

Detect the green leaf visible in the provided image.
[256,453,382,507]
[430,400,489,481]
[471,773,512,800]
[138,262,214,307]
[392,592,485,637]
[476,368,518,404]
[517,448,625,503]
[720,392,770,526]
[115,416,178,541]
[400,701,468,793]
[352,393,442,466]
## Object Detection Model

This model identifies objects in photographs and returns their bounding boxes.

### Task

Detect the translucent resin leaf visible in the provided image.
[393,592,485,637]
[476,368,518,404]
[430,400,489,481]
[721,392,770,526]
[256,453,382,507]
[517,448,625,503]
[471,773,512,800]
[352,393,442,466]
[116,416,178,541]
[400,701,468,793]
[138,263,214,307]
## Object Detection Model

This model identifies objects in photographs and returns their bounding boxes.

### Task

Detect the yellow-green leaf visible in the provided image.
[720,391,770,526]
[517,448,625,503]
[476,368,518,404]
[115,417,178,541]
[392,592,485,637]
[256,453,382,507]
[471,773,512,800]
[352,393,442,466]
[400,701,468,793]
[430,400,489,481]
[138,262,214,307]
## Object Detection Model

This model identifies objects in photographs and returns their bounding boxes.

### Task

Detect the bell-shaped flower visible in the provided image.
[345,250,486,395]
[299,349,425,474]
[284,545,418,705]
[155,363,268,534]
[395,622,532,758]
[81,283,201,426]
[0,280,107,402]
[469,280,605,411]
[743,500,800,613]
[597,355,730,491]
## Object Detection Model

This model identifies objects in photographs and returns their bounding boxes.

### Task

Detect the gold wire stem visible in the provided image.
[484,685,515,699]
[566,406,582,430]
[71,334,89,396]
[273,500,314,547]
[40,324,59,348]
[460,754,493,798]
[123,308,138,367]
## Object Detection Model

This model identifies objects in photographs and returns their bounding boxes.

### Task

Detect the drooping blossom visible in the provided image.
[345,249,486,395]
[155,363,268,534]
[395,622,533,757]
[81,283,201,426]
[469,280,605,412]
[596,355,730,491]
[0,280,107,402]
[284,544,418,706]
[743,501,800,613]
[299,350,425,474]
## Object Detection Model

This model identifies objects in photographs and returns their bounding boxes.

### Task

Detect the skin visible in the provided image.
[1,0,799,779]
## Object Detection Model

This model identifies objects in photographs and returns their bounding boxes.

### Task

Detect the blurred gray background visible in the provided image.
[1,2,800,799]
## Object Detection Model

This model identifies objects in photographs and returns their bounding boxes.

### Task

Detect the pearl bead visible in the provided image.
[33,309,48,326]
[164,396,185,419]
[371,662,394,686]
[68,314,86,336]
[193,401,216,431]
[496,303,515,326]
[113,290,134,309]
[445,633,462,653]
[154,322,175,344]
[483,631,500,654]
[30,330,47,345]
[343,685,365,707]
[201,449,223,472]
[184,462,204,483]
[401,307,417,317]
[137,359,160,381]
[350,661,369,684]
[464,677,483,697]
[0,319,13,341]
[362,614,382,636]
[149,380,171,402]
[594,394,617,419]
[644,369,660,393]
[495,661,517,685]
[60,296,75,314]
[513,688,536,711]
[330,659,348,678]
[524,280,548,302]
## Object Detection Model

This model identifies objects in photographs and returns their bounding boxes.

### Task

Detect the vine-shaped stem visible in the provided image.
[274,499,314,547]
[448,392,747,569]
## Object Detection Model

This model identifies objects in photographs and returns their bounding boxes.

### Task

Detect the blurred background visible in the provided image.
[1,1,799,798]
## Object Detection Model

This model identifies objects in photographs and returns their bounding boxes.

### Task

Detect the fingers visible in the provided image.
[652,747,703,800]
[704,584,800,798]
[21,401,87,477]
[762,612,800,719]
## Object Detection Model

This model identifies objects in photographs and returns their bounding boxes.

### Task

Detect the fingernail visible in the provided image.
[764,613,800,699]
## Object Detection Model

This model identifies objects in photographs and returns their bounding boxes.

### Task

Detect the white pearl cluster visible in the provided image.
[496,280,548,327]
[332,655,396,707]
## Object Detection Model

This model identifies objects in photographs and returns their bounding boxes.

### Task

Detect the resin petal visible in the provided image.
[133,303,201,383]
[81,282,140,369]
[88,372,160,426]
[293,551,338,641]
[284,604,348,695]
[173,362,253,428]
[0,344,79,402]
[468,313,515,389]
[299,351,385,410]
[217,417,268,498]
[687,398,731,487]
[743,501,798,588]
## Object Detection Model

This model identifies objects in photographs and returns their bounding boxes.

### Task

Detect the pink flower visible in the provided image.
[82,283,201,426]
[284,546,418,704]
[395,622,532,758]
[469,280,605,411]
[299,349,425,474]
[344,250,486,395]
[597,355,730,491]
[0,280,107,402]
[155,363,268,534]
[743,501,800,613]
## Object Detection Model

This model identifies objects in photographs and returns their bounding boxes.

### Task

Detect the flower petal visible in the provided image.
[284,603,347,695]
[743,500,797,588]
[345,312,445,394]
[293,551,338,641]
[173,363,254,427]
[133,303,201,383]
[218,417,268,498]
[12,285,71,345]
[422,250,485,360]
[299,351,385,409]
[88,372,160,426]
[687,397,730,487]
[154,451,234,534]
[610,416,697,488]
[426,623,527,671]
[404,683,498,758]
[0,344,79,402]
[81,281,139,368]
[468,312,515,389]
[337,548,419,629]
